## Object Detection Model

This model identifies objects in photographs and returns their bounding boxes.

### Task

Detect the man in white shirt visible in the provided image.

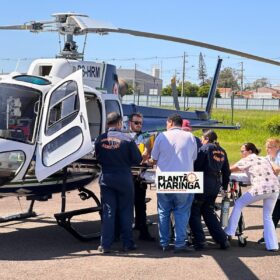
[151,114,197,252]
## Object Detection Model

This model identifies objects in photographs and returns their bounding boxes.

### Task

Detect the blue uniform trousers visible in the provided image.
[189,195,227,247]
[99,171,134,249]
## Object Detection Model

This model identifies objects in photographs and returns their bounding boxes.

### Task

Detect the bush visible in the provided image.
[263,116,280,135]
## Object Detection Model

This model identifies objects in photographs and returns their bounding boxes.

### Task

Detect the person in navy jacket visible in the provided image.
[189,130,230,250]
[95,112,142,253]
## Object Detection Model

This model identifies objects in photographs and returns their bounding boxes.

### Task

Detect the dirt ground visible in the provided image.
[0,181,279,280]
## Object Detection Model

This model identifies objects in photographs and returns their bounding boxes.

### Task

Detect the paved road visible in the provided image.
[0,182,279,280]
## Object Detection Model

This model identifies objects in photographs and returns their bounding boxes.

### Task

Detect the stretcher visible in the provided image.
[224,172,250,247]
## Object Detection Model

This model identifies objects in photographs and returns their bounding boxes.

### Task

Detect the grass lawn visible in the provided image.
[193,109,280,164]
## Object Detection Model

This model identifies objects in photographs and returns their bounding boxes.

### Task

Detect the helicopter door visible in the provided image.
[35,70,92,181]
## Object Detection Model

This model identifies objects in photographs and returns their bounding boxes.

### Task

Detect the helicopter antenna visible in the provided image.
[14,58,21,72]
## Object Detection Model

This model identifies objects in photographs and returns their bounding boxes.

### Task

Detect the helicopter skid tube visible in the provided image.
[54,187,102,242]
[0,211,37,223]
[0,199,36,223]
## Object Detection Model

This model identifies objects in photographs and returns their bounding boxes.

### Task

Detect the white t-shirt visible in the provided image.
[235,153,280,196]
[151,128,197,172]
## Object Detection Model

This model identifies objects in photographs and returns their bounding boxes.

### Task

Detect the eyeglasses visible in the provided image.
[240,150,247,153]
[132,121,142,125]
[266,146,276,149]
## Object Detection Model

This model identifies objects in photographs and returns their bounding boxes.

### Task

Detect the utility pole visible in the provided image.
[240,62,244,95]
[133,63,136,103]
[181,52,186,96]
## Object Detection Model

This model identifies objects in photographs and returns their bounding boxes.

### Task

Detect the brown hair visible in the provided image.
[203,130,218,143]
[129,112,143,121]
[243,142,260,155]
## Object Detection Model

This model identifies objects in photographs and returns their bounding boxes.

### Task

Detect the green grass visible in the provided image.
[193,109,280,164]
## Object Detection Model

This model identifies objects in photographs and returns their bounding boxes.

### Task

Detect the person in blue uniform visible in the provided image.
[95,112,142,253]
[189,130,231,250]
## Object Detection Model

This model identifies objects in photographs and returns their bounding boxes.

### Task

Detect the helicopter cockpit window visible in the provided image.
[0,151,25,186]
[105,100,121,116]
[0,83,41,144]
[46,81,80,136]
[13,75,51,86]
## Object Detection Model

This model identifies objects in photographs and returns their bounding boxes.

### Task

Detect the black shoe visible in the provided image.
[97,245,111,254]
[160,245,171,252]
[139,232,156,242]
[258,237,265,244]
[220,240,230,250]
[194,244,208,251]
[123,244,137,252]
[174,246,194,253]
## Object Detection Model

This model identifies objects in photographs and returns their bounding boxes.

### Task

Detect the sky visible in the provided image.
[0,1,280,87]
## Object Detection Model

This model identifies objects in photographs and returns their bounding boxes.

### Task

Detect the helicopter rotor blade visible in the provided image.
[73,15,280,67]
[1,13,279,67]
[0,20,56,32]
[0,24,32,30]
[71,14,280,66]
[111,28,280,67]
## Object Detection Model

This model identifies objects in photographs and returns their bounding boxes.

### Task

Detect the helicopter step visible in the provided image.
[54,187,102,242]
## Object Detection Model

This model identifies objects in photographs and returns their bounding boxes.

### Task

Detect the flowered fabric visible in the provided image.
[235,153,280,196]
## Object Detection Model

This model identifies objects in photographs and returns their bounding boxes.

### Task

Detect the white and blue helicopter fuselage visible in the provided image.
[0,58,123,198]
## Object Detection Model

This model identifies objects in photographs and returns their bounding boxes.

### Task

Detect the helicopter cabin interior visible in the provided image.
[85,93,102,142]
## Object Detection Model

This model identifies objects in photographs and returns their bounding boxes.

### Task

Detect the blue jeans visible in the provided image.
[157,193,194,248]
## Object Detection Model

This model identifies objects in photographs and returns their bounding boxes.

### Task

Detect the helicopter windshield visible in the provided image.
[0,83,41,144]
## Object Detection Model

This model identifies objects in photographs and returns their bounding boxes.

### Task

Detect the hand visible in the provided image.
[220,189,227,198]
[141,151,150,162]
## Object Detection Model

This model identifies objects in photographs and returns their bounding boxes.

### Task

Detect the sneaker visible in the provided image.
[267,249,279,252]
[174,246,194,253]
[123,244,137,252]
[220,240,230,250]
[97,245,111,253]
[257,237,265,244]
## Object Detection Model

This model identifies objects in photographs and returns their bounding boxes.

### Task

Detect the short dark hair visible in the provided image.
[129,112,143,121]
[107,112,122,125]
[167,114,182,127]
[203,130,218,143]
[243,142,260,155]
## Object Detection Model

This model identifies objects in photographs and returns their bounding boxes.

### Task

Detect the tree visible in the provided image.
[178,81,199,97]
[198,52,207,85]
[197,84,220,98]
[126,83,134,95]
[251,77,270,90]
[217,67,239,90]
[161,85,172,96]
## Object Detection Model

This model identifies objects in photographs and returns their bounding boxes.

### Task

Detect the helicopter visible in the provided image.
[0,12,279,241]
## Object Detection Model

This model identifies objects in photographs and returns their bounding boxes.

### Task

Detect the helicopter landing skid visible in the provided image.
[54,187,102,242]
[0,200,36,223]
